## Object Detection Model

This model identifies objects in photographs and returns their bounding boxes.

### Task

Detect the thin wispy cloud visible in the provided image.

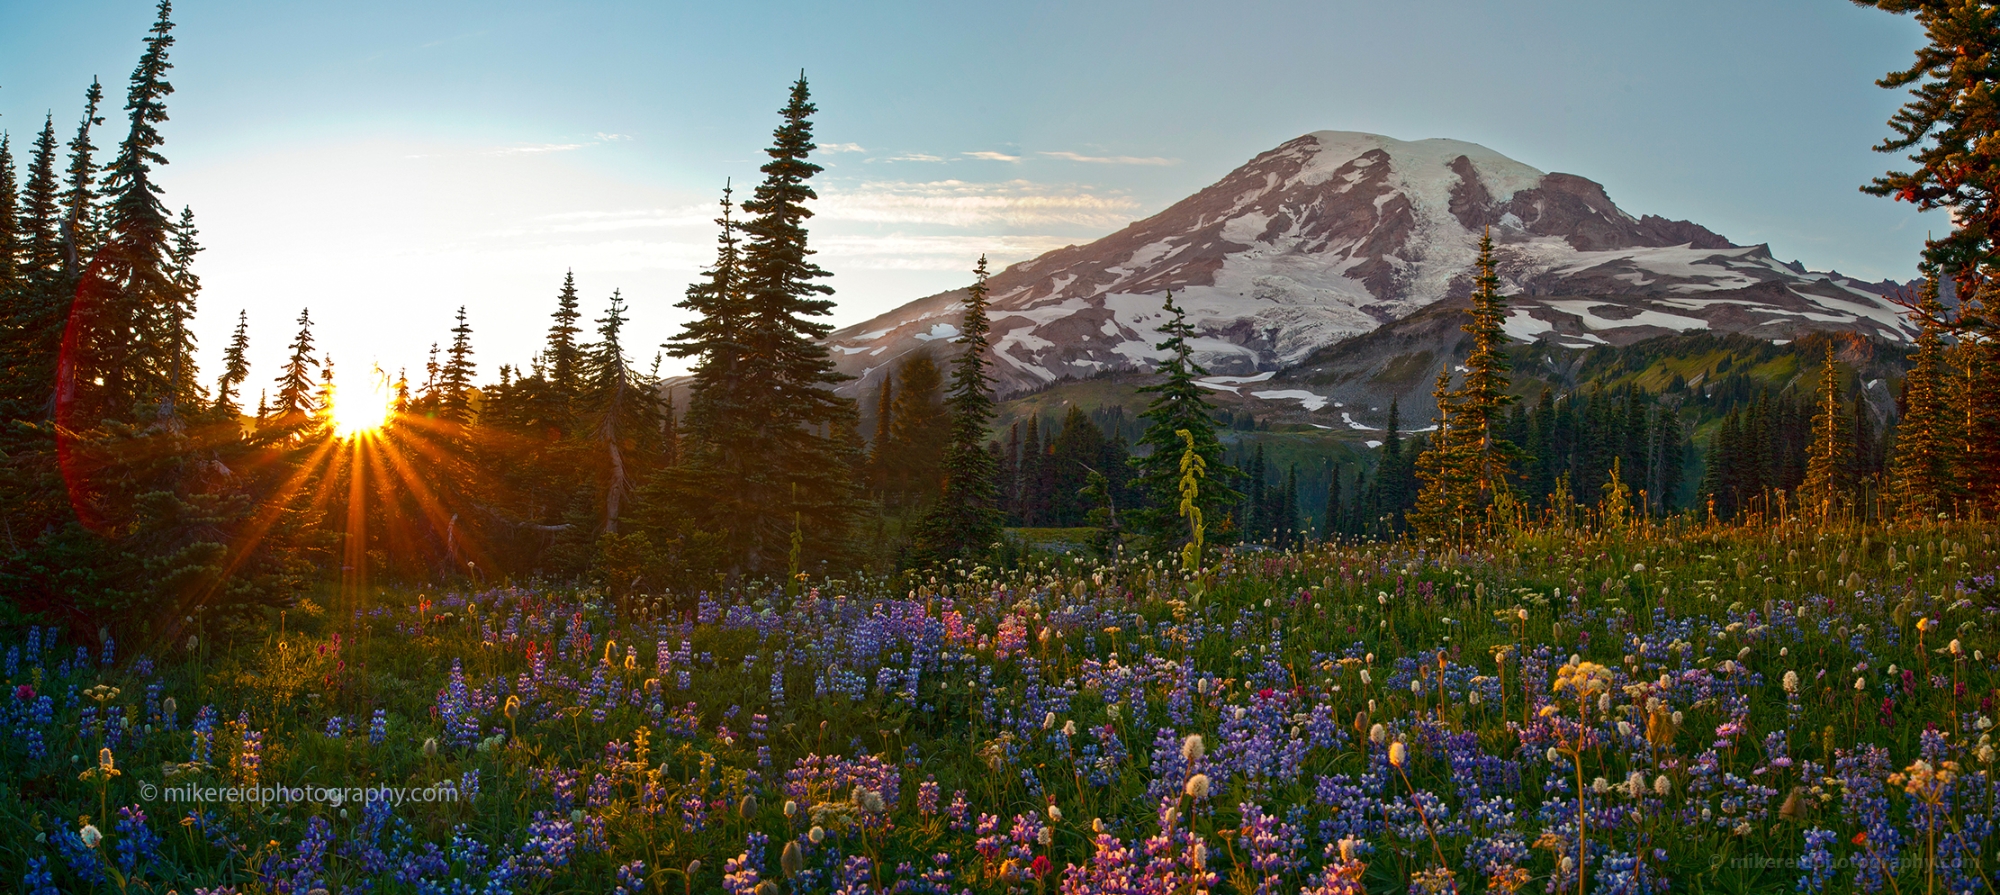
[485,133,631,156]
[879,152,946,163]
[818,179,1140,228]
[963,151,1021,162]
[488,142,592,155]
[1040,150,1177,166]
[821,142,866,153]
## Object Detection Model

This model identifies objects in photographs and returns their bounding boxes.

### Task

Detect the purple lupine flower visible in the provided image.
[191,705,217,764]
[114,805,163,877]
[614,859,647,895]
[722,853,761,895]
[21,857,56,895]
[1798,828,1837,893]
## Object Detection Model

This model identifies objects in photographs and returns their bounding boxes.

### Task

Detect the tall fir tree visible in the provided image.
[1857,0,2000,333]
[269,308,319,425]
[1129,292,1240,545]
[584,290,657,534]
[20,115,63,280]
[884,352,945,506]
[868,372,894,493]
[213,309,251,419]
[1800,341,1852,518]
[1322,461,1342,539]
[668,184,748,447]
[1456,230,1520,501]
[76,0,184,421]
[1888,269,1959,515]
[1410,367,1480,541]
[438,306,477,426]
[911,255,1003,563]
[1412,233,1518,541]
[669,75,858,574]
[162,205,202,413]
[0,134,18,291]
[1859,0,2000,506]
[545,269,586,418]
[62,78,106,275]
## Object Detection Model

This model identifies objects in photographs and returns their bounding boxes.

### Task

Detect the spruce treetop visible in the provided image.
[22,115,64,276]
[103,0,177,261]
[1857,0,2000,324]
[546,269,584,405]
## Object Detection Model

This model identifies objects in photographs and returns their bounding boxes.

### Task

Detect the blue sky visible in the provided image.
[0,0,1935,387]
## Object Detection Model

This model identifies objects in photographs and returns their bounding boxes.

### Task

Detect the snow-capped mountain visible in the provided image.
[827,131,1914,398]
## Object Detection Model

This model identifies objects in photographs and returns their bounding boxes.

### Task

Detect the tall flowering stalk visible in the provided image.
[1176,429,1206,577]
[1550,659,1613,895]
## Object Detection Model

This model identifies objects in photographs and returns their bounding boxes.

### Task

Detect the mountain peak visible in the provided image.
[828,131,1908,398]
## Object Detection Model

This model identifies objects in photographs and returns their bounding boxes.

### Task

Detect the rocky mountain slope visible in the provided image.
[826,131,1914,399]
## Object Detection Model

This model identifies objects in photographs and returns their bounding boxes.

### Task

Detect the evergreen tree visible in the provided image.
[1858,0,2000,333]
[20,115,63,280]
[439,305,476,426]
[1456,230,1521,500]
[656,78,860,576]
[1129,292,1240,545]
[1378,397,1405,530]
[62,78,106,273]
[997,421,1020,519]
[213,309,250,419]
[1019,415,1044,524]
[1325,461,1343,540]
[78,0,183,421]
[1410,367,1479,541]
[545,269,586,417]
[584,290,657,534]
[884,352,946,505]
[0,134,18,291]
[1279,464,1299,547]
[1246,443,1267,539]
[868,372,894,494]
[1800,342,1851,519]
[161,205,202,414]
[1888,269,1959,515]
[1957,334,2000,508]
[1048,407,1108,526]
[1,118,69,418]
[668,184,747,448]
[911,255,1003,562]
[270,308,319,425]
[1411,234,1521,540]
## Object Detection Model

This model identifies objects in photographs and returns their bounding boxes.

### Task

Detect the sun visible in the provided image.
[330,367,392,438]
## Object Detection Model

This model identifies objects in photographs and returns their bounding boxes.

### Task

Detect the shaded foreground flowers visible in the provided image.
[0,522,1996,893]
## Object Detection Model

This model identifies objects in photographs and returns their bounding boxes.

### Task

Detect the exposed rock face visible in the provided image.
[827,131,1911,398]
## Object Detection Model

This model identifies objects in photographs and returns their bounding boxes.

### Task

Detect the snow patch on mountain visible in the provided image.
[827,130,1916,397]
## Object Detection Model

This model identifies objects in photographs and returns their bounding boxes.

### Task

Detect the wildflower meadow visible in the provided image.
[3,515,1996,895]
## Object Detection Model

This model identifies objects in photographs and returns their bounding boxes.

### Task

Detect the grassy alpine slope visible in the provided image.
[3,515,1997,895]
